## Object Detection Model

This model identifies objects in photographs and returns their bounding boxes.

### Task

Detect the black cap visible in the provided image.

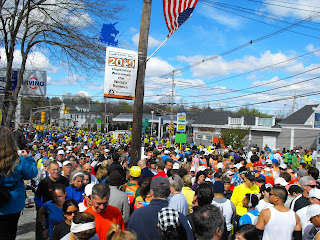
[149,158,157,164]
[245,172,255,181]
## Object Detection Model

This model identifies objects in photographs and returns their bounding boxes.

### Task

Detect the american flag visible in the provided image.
[163,0,198,37]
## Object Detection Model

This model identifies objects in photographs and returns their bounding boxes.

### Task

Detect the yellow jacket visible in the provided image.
[230,183,260,216]
[181,186,195,215]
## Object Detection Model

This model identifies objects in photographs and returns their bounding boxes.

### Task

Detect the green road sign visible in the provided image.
[175,134,187,143]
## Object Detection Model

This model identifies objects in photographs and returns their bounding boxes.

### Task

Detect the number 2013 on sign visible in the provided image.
[109,57,135,68]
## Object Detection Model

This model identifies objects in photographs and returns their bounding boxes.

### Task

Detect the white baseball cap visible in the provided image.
[265,159,273,165]
[83,146,89,150]
[307,204,320,218]
[309,188,320,200]
[190,166,196,172]
[58,150,65,155]
[274,177,288,186]
[217,162,224,169]
[235,163,243,169]
[279,163,287,169]
[198,166,206,172]
[62,161,72,166]
[104,149,110,153]
[83,183,95,197]
[173,163,180,170]
[164,150,170,155]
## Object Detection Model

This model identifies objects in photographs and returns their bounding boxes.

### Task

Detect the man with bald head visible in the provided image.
[138,159,154,185]
[82,163,99,184]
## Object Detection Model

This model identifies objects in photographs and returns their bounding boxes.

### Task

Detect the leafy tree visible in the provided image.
[220,127,250,149]
[0,0,124,126]
[234,107,271,117]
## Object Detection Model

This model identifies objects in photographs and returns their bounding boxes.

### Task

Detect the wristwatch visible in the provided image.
[42,225,47,230]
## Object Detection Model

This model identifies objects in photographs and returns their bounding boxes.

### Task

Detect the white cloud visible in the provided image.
[261,0,320,20]
[306,44,320,56]
[76,90,91,97]
[145,57,175,77]
[251,76,318,93]
[198,4,242,28]
[0,48,58,73]
[49,74,85,85]
[87,84,104,90]
[177,50,301,78]
[132,33,161,49]
[68,12,93,28]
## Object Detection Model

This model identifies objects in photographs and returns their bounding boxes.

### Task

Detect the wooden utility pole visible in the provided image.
[130,0,152,166]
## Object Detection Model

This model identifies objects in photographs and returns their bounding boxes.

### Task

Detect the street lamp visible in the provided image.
[151,111,154,136]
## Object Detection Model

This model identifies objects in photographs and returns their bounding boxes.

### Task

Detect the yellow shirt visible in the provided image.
[181,186,195,215]
[230,183,260,216]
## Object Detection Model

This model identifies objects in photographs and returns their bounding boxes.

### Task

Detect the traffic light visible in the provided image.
[41,112,46,123]
[66,107,69,113]
[168,122,174,134]
[31,115,34,123]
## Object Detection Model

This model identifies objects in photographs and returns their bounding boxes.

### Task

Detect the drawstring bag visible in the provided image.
[0,182,18,207]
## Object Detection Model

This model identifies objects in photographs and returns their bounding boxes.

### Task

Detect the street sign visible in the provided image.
[177,112,186,133]
[96,119,102,132]
[142,119,149,127]
[175,134,187,143]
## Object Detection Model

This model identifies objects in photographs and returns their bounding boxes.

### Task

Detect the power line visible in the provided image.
[183,90,320,108]
[200,0,320,36]
[175,65,320,99]
[145,11,320,87]
[246,0,319,13]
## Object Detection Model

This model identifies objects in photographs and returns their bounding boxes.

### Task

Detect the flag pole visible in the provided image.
[147,14,193,61]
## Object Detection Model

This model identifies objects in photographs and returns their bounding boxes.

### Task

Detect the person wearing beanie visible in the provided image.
[107,171,130,223]
[212,181,236,238]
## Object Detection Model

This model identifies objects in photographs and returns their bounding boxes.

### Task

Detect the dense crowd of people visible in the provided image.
[0,125,320,240]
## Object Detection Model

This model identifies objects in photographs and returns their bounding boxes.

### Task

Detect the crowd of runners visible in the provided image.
[1,124,320,240]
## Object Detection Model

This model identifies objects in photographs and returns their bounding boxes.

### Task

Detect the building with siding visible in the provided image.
[191,105,320,151]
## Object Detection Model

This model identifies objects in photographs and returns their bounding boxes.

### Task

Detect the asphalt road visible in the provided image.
[16,193,36,240]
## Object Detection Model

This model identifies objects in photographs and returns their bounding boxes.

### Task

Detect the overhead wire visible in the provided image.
[200,0,320,35]
[145,10,320,87]
[174,64,320,98]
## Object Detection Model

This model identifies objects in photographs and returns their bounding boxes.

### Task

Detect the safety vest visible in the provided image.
[209,158,215,168]
[200,158,207,168]
[289,172,298,185]
[262,169,274,185]
[134,196,152,210]
[303,155,312,164]
[123,183,140,205]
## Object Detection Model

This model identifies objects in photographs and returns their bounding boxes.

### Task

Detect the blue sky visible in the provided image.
[3,0,320,116]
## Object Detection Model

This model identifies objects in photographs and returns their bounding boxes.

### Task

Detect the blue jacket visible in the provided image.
[0,156,38,215]
[66,185,85,203]
[127,199,194,240]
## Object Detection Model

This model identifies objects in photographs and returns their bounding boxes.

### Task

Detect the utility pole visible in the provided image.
[292,90,297,114]
[130,0,152,166]
[170,70,175,147]
[104,98,107,133]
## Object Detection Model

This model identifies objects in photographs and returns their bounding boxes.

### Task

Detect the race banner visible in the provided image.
[104,47,138,100]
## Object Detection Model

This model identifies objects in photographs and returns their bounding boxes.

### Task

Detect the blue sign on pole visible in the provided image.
[315,113,320,128]
[0,70,18,93]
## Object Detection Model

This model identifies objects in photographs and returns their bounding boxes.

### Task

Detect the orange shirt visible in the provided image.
[85,205,124,240]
